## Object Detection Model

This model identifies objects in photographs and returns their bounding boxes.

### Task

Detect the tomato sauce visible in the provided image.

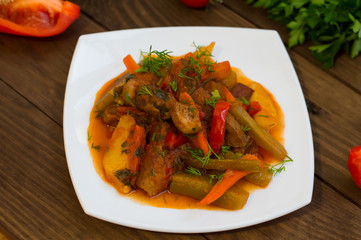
[87,67,284,210]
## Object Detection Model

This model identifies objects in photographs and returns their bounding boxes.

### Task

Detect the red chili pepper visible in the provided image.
[165,131,188,149]
[0,0,80,37]
[209,101,231,153]
[348,146,361,188]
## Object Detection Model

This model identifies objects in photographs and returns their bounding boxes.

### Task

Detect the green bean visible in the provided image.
[244,167,273,188]
[230,102,287,161]
[169,172,249,210]
[183,156,262,172]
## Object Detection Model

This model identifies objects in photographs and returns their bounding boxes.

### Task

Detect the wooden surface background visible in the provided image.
[1,0,361,239]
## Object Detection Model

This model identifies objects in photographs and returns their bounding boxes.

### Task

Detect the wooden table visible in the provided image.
[1,1,361,239]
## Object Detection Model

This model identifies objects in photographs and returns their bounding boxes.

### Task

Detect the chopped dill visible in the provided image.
[185,166,201,176]
[265,156,294,176]
[209,173,224,184]
[138,85,153,96]
[91,143,101,151]
[221,145,231,155]
[124,91,131,105]
[186,141,220,166]
[205,89,221,108]
[136,46,173,77]
[169,80,177,92]
[241,125,251,134]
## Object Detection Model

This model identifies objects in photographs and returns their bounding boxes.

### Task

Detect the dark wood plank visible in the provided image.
[0,80,205,240]
[0,14,105,125]
[75,0,361,206]
[204,179,361,240]
[224,0,361,94]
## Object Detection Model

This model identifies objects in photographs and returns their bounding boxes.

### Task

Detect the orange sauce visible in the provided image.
[87,66,285,210]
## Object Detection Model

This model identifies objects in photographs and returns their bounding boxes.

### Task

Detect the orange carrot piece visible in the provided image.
[190,128,209,155]
[179,92,197,108]
[212,61,232,80]
[223,86,236,102]
[123,54,140,74]
[198,169,249,206]
[127,124,146,173]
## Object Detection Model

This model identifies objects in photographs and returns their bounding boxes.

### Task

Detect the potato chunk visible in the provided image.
[249,82,278,130]
[103,115,136,194]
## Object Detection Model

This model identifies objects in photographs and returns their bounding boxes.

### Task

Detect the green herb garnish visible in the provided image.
[138,85,153,96]
[185,166,201,176]
[205,89,221,107]
[265,156,294,176]
[136,46,173,76]
[247,0,361,67]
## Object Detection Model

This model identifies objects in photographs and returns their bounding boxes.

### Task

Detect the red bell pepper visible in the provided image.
[348,146,361,188]
[0,0,80,37]
[247,101,262,116]
[209,101,231,153]
[165,131,188,149]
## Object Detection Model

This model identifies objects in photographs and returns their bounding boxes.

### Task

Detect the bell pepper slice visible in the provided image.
[165,131,188,149]
[348,146,361,188]
[209,101,231,153]
[0,0,80,37]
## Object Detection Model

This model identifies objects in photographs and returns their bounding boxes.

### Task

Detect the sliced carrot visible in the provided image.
[198,169,249,206]
[123,54,140,74]
[179,92,197,108]
[190,127,209,155]
[223,86,236,102]
[212,61,232,80]
[127,124,146,173]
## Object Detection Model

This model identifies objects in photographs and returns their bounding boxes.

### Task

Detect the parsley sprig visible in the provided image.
[248,0,361,68]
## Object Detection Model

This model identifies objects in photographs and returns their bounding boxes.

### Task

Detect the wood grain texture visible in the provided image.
[0,14,104,125]
[0,80,205,240]
[204,180,361,240]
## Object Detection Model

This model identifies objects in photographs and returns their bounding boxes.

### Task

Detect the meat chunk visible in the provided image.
[136,123,181,196]
[170,101,202,135]
[225,113,250,148]
[191,87,213,122]
[134,85,176,120]
[231,82,254,101]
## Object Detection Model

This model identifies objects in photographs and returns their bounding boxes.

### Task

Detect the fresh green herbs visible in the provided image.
[136,46,173,76]
[221,145,231,155]
[169,79,178,92]
[205,89,221,107]
[124,91,131,105]
[138,85,153,96]
[241,125,251,134]
[265,155,294,176]
[91,143,101,151]
[185,166,202,176]
[247,0,361,68]
[209,173,224,184]
[186,142,220,166]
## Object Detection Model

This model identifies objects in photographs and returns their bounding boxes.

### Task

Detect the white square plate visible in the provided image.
[63,27,314,233]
